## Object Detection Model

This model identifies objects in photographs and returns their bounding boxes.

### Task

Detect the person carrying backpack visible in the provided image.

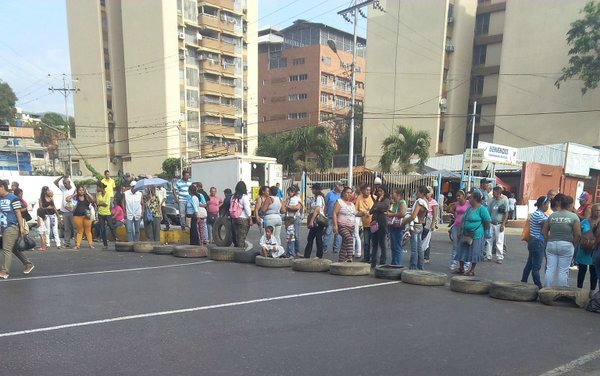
[229,181,252,247]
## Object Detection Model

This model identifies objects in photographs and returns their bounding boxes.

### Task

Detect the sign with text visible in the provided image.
[478,141,518,165]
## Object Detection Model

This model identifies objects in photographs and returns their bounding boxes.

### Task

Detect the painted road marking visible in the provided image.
[0,260,214,282]
[0,281,399,338]
[539,348,600,376]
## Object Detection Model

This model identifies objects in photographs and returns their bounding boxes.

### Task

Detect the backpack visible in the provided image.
[229,196,243,218]
[586,291,600,313]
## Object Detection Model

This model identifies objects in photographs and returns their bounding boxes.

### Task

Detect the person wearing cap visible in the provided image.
[485,186,509,263]
[521,196,549,289]
[577,191,592,221]
[323,181,343,254]
[123,180,143,242]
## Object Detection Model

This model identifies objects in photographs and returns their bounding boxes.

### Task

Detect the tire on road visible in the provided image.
[172,245,208,258]
[153,244,174,255]
[292,258,332,272]
[538,286,589,308]
[450,276,492,295]
[329,262,371,276]
[233,249,260,263]
[115,241,134,252]
[489,281,539,302]
[401,270,447,286]
[374,265,405,280]
[212,217,233,247]
[133,242,157,253]
[255,255,293,268]
[209,246,241,261]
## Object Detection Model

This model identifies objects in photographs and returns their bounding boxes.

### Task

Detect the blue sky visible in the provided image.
[0,0,365,115]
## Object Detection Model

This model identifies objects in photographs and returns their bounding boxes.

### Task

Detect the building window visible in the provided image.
[288,93,308,101]
[321,74,328,85]
[470,76,484,95]
[262,97,266,104]
[320,93,328,104]
[321,56,331,65]
[269,51,287,69]
[293,57,305,65]
[475,14,490,35]
[262,116,267,122]
[289,74,308,82]
[439,129,444,143]
[262,79,266,86]
[472,45,487,65]
[287,112,307,120]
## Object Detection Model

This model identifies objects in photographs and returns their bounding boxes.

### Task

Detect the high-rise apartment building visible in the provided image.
[363,0,600,169]
[66,0,257,175]
[257,21,366,135]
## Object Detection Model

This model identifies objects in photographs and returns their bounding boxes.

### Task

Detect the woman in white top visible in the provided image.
[402,185,429,270]
[260,185,283,244]
[304,183,326,259]
[333,186,363,262]
[230,181,252,247]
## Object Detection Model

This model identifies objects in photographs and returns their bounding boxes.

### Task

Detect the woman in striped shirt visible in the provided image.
[521,196,549,289]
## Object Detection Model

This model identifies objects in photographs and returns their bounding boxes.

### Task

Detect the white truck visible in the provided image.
[190,155,283,199]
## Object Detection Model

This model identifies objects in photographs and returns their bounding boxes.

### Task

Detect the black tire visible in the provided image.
[133,242,157,253]
[212,217,232,247]
[329,262,370,276]
[374,265,405,280]
[172,245,208,258]
[233,250,260,263]
[255,255,293,268]
[489,281,539,302]
[292,258,332,272]
[153,245,174,255]
[115,241,134,252]
[209,245,242,261]
[538,286,588,308]
[401,270,447,286]
[450,276,492,295]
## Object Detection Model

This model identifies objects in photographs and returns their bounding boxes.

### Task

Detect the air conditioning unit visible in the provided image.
[439,98,448,114]
[447,16,454,24]
[178,32,185,40]
[445,43,455,52]
[179,52,186,60]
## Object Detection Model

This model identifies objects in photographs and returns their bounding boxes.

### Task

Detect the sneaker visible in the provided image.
[496,259,503,264]
[23,264,35,274]
[0,272,8,279]
[424,259,430,264]
[485,257,492,262]
[569,265,578,271]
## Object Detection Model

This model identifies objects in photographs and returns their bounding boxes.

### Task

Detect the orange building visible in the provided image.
[258,20,366,135]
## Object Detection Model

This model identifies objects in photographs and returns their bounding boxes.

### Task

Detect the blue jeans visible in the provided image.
[522,238,545,288]
[389,227,403,266]
[287,241,296,257]
[294,215,302,251]
[450,225,460,267]
[545,240,574,287]
[362,227,371,261]
[409,226,424,270]
[323,217,341,252]
[178,198,187,227]
[126,218,140,242]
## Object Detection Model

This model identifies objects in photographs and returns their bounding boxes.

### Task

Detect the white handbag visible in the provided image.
[198,207,208,219]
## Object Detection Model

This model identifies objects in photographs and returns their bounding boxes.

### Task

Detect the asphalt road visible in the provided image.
[0,226,599,376]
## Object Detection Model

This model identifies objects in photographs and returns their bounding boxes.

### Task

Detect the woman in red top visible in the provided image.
[206,187,222,243]
[577,191,592,220]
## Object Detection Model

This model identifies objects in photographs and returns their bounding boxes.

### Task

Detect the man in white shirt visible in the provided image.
[54,175,76,247]
[123,181,143,242]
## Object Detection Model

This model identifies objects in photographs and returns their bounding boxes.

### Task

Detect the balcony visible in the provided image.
[199,58,222,73]
[198,14,220,30]
[200,102,238,117]
[201,123,236,136]
[201,143,236,158]
[198,37,221,51]
[199,80,223,93]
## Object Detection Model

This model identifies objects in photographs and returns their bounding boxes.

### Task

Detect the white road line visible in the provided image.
[0,260,214,282]
[0,281,399,338]
[539,348,600,376]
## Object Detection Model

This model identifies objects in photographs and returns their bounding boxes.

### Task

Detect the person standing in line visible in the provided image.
[479,179,491,207]
[448,190,470,271]
[521,196,549,289]
[577,191,593,221]
[281,186,302,256]
[72,185,96,250]
[0,180,34,279]
[276,182,283,199]
[39,186,61,249]
[387,188,406,266]
[96,182,117,249]
[229,181,252,247]
[304,183,326,259]
[333,186,361,263]
[123,181,143,242]
[323,181,343,254]
[194,182,209,243]
[206,187,222,243]
[422,186,438,264]
[355,184,374,263]
[542,194,581,287]
[173,170,192,230]
[369,185,391,268]
[255,185,270,234]
[155,184,168,230]
[54,175,75,247]
[10,181,19,193]
[260,186,283,244]
[186,184,203,246]
[508,193,517,220]
[146,187,163,242]
[101,170,116,206]
[403,186,429,270]
[485,186,509,263]
[196,182,210,203]
[576,203,599,296]
[547,189,558,215]
[456,189,491,276]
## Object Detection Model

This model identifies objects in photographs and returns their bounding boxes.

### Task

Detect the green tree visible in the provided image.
[336,104,363,155]
[162,157,183,180]
[555,1,600,94]
[0,80,17,123]
[379,126,431,173]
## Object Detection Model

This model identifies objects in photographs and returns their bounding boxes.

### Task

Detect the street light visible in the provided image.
[328,19,357,187]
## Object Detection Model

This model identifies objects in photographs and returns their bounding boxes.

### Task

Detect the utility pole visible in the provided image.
[49,74,78,176]
[467,101,477,192]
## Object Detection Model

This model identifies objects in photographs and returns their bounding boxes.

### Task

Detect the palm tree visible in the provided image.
[380,126,431,173]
